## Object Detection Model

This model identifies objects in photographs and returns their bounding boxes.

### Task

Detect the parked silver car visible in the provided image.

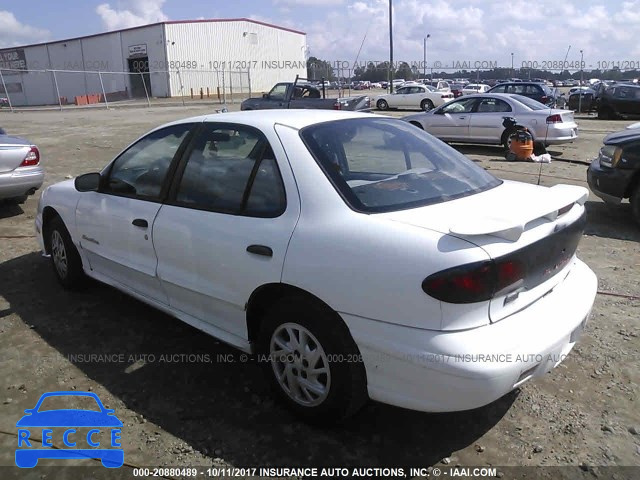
[403,93,578,148]
[0,133,44,203]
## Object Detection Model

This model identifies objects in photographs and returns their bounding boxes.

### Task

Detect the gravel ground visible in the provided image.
[0,105,638,480]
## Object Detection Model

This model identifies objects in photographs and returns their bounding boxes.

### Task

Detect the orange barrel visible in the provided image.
[509,129,534,160]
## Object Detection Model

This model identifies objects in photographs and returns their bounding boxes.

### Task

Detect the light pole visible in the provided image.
[423,34,430,80]
[389,0,394,93]
[579,49,584,113]
[511,52,514,78]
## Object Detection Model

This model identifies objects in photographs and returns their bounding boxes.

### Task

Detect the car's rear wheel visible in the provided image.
[258,297,367,422]
[376,99,389,110]
[421,99,434,111]
[501,128,515,150]
[48,215,85,289]
[598,106,614,120]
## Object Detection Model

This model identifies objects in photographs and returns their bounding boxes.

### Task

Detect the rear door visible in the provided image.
[152,123,300,340]
[468,97,513,143]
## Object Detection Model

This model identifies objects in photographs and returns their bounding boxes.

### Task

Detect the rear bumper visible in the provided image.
[543,124,579,145]
[587,158,633,203]
[0,166,44,199]
[342,258,597,412]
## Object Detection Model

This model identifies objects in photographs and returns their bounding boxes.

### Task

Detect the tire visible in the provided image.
[48,215,85,289]
[420,99,434,111]
[257,297,368,422]
[376,99,389,111]
[631,184,640,226]
[501,128,515,150]
[598,107,614,120]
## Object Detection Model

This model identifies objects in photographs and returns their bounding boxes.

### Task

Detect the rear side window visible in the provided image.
[174,125,286,217]
[300,118,501,213]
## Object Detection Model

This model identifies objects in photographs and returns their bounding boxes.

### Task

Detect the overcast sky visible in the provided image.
[2,0,639,71]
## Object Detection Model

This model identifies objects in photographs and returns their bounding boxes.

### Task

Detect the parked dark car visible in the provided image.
[449,83,465,98]
[487,82,557,106]
[596,84,640,119]
[568,89,596,113]
[587,127,640,224]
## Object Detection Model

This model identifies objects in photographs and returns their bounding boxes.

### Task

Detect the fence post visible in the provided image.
[229,71,234,104]
[177,69,185,107]
[222,70,226,105]
[0,69,14,112]
[51,70,63,110]
[247,68,252,98]
[239,70,244,102]
[140,72,151,107]
[98,71,109,109]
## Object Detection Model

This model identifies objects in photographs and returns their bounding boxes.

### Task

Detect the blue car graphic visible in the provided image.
[15,391,123,468]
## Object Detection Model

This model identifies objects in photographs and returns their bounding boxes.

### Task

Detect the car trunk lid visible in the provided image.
[0,135,31,173]
[379,181,589,322]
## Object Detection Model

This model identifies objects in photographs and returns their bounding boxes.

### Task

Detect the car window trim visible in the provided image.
[99,122,199,204]
[165,122,287,218]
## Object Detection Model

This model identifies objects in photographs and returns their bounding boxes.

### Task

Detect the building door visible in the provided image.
[128,57,151,98]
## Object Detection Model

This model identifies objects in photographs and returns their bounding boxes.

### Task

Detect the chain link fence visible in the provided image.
[0,67,252,111]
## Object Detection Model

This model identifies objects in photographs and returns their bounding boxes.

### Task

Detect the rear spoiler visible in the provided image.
[449,185,589,241]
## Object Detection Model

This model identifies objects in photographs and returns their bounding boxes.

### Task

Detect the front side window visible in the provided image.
[174,125,285,217]
[269,84,288,99]
[440,98,477,114]
[103,124,193,199]
[300,118,501,213]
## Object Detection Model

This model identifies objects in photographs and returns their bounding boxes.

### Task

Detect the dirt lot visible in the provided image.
[0,105,638,479]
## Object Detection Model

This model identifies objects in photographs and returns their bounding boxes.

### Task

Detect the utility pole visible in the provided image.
[579,49,584,113]
[423,34,430,80]
[389,0,394,93]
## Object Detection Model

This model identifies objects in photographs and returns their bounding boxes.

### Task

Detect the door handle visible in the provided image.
[132,218,148,228]
[246,245,273,257]
[459,116,467,119]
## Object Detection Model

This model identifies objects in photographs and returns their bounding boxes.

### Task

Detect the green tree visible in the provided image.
[306,57,336,81]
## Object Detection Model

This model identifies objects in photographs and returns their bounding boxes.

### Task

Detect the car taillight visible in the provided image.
[422,258,525,304]
[546,114,563,124]
[20,147,40,166]
[558,203,574,216]
[540,95,549,103]
[333,101,342,110]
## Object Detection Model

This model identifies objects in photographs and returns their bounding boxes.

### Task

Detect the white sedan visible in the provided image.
[461,83,490,95]
[35,110,596,421]
[403,93,579,147]
[375,84,454,111]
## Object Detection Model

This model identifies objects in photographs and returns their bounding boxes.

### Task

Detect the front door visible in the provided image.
[75,123,195,302]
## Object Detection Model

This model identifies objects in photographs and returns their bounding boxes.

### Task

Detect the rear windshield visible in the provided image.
[509,94,548,110]
[299,118,501,213]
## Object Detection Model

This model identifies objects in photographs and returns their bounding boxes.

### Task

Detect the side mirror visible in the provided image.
[262,93,268,99]
[75,172,101,192]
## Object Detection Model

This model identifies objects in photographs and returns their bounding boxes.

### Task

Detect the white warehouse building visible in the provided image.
[0,18,307,106]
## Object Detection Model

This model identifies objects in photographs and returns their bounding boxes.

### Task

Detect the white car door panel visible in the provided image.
[77,194,165,301]
[74,123,194,303]
[152,123,300,339]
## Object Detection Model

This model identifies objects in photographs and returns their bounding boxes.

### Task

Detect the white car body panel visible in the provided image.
[375,85,452,110]
[36,109,597,413]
